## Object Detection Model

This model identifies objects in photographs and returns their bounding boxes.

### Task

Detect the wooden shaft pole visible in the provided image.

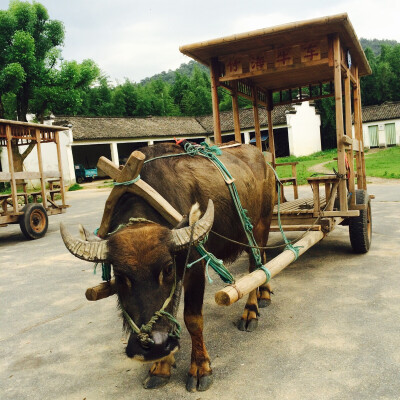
[215,230,325,306]
[85,279,116,301]
[231,81,242,143]
[210,57,222,144]
[333,35,347,212]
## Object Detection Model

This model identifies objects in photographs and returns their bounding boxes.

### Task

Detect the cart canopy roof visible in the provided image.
[180,13,371,92]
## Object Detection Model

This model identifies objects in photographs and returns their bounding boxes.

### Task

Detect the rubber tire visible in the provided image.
[19,203,49,240]
[76,176,84,184]
[349,190,372,253]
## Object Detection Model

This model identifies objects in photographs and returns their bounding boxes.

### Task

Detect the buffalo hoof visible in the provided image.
[143,374,170,389]
[246,318,258,332]
[237,318,258,332]
[258,298,271,308]
[186,374,213,392]
[237,318,247,331]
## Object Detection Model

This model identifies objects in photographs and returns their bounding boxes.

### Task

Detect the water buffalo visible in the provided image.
[61,142,276,392]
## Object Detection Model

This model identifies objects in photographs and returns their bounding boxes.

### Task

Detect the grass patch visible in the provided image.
[275,146,400,184]
[97,181,114,189]
[364,146,400,179]
[275,149,337,185]
[68,183,83,191]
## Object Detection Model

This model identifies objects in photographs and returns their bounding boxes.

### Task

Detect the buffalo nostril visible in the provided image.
[151,331,169,349]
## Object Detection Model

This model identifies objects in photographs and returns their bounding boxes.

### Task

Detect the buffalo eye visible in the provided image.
[163,262,174,277]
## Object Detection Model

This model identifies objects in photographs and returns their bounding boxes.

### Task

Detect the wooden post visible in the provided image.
[252,86,262,150]
[266,90,276,166]
[210,57,222,144]
[344,72,356,208]
[35,129,47,209]
[353,66,363,190]
[55,131,66,207]
[5,124,18,213]
[333,35,348,212]
[231,81,242,143]
[215,230,325,306]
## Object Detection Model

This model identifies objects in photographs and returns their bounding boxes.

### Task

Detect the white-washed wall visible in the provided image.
[286,102,321,156]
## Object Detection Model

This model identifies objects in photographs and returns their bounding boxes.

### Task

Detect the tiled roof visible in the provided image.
[54,104,295,141]
[196,104,293,133]
[53,116,207,140]
[362,101,400,123]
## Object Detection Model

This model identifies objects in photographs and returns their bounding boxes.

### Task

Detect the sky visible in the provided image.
[1,0,399,83]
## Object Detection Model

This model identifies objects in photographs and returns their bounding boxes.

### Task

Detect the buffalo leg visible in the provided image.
[257,248,273,307]
[143,353,176,389]
[184,263,212,392]
[238,218,272,331]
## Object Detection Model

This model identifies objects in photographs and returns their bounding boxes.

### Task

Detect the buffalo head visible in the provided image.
[60,200,214,362]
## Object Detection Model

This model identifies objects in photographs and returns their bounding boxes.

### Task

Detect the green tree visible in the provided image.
[31,59,100,120]
[0,1,64,171]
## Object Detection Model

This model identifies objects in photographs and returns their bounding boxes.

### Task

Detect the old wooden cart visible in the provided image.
[0,119,69,239]
[179,13,373,305]
[85,14,373,305]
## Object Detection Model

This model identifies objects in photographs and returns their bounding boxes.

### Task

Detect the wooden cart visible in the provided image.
[85,14,373,305]
[0,119,69,239]
[179,13,372,304]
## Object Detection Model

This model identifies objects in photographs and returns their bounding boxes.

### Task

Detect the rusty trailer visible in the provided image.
[0,119,69,239]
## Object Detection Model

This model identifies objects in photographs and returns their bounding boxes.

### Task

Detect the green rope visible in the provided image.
[266,162,303,260]
[120,262,181,347]
[113,175,141,186]
[93,262,112,281]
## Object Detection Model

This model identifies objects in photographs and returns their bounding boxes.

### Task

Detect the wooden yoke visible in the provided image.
[97,151,182,238]
[88,150,184,301]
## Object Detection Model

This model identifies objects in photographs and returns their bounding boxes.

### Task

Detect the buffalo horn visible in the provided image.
[60,222,109,262]
[171,199,214,251]
[79,223,102,242]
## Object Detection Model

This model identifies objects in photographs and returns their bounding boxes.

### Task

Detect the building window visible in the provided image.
[385,123,396,146]
[368,125,379,147]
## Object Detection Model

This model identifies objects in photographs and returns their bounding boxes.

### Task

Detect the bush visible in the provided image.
[68,183,83,191]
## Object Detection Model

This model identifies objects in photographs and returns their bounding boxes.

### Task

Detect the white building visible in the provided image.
[0,101,322,185]
[360,102,400,148]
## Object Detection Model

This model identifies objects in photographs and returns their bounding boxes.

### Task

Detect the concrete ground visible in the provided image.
[1,181,399,400]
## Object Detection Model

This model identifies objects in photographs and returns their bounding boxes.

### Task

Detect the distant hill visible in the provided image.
[140,38,399,85]
[360,38,398,56]
[140,60,209,85]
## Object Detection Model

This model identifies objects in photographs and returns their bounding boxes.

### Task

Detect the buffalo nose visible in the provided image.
[147,331,170,352]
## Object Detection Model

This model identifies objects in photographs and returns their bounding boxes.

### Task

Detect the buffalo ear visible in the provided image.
[189,202,201,226]
[171,199,214,252]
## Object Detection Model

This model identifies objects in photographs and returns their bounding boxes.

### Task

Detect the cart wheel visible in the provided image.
[19,204,49,240]
[349,190,372,253]
[76,176,84,184]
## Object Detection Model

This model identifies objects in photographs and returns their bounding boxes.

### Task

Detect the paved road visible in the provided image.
[1,182,399,400]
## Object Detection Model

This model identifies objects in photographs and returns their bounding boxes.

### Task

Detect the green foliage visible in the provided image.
[68,183,83,191]
[360,38,398,56]
[0,1,99,121]
[360,43,400,106]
